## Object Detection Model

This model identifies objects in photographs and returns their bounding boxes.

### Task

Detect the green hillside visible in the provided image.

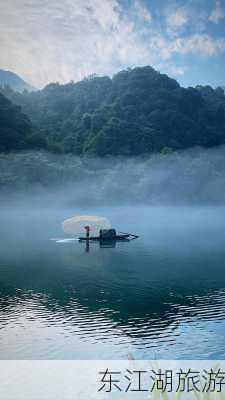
[1,66,225,156]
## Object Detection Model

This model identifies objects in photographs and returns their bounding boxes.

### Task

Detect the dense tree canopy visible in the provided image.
[0,93,32,152]
[0,92,46,152]
[1,66,225,156]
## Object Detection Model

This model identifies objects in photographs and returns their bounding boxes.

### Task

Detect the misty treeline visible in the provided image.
[1,66,225,156]
[1,146,225,206]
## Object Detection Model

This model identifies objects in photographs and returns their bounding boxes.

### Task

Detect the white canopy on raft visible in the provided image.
[62,215,111,236]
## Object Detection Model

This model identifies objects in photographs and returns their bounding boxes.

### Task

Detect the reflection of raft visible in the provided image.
[79,229,138,242]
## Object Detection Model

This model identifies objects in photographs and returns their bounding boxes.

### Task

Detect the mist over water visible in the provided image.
[1,145,225,208]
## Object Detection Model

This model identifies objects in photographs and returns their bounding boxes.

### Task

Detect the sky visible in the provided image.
[0,0,225,88]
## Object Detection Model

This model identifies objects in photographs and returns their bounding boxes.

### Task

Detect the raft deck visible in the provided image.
[79,234,131,241]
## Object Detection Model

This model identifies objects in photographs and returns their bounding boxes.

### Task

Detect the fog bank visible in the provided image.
[0,145,225,207]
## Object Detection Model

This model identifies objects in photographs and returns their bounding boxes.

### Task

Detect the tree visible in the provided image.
[0,93,32,151]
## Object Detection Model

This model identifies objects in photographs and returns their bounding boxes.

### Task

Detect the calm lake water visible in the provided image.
[0,206,225,360]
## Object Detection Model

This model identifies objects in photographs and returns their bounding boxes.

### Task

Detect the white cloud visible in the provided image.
[166,7,189,36]
[0,0,225,88]
[0,0,155,87]
[150,33,225,59]
[167,65,186,76]
[209,1,225,23]
[171,34,225,57]
[133,0,152,23]
[156,61,187,79]
[168,8,188,28]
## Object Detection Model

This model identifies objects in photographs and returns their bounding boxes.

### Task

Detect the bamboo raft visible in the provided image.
[79,229,138,242]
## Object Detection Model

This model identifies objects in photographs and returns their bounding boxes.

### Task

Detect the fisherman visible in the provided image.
[84,225,90,240]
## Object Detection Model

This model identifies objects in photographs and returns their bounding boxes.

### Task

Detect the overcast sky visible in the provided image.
[0,0,225,88]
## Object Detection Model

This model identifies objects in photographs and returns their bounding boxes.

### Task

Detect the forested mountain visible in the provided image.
[1,66,225,156]
[0,69,35,93]
[0,93,45,152]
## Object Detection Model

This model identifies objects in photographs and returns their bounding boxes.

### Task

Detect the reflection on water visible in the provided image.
[0,207,225,359]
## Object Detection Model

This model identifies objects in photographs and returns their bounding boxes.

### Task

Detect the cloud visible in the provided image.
[0,0,225,88]
[133,0,152,23]
[152,33,225,59]
[166,7,188,34]
[171,34,225,57]
[209,1,225,23]
[166,64,186,76]
[0,0,156,87]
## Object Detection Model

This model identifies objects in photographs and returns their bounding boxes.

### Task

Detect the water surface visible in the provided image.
[0,207,225,359]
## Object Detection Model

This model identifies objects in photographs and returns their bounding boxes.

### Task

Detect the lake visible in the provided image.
[0,206,225,360]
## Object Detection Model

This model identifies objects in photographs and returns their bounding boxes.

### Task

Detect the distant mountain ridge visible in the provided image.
[1,66,225,156]
[0,69,35,92]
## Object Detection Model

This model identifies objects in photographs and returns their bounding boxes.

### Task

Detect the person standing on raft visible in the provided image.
[84,225,90,239]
